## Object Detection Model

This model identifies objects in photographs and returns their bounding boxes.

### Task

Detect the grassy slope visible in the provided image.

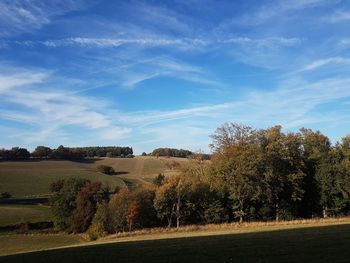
[0,205,52,226]
[0,157,186,197]
[1,220,350,262]
[0,160,126,197]
[0,234,84,257]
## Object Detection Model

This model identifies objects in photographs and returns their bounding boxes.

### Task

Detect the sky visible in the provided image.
[1,0,350,154]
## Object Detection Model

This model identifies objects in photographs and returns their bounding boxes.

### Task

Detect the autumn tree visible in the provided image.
[154,174,192,227]
[126,202,140,231]
[69,181,103,233]
[50,178,89,231]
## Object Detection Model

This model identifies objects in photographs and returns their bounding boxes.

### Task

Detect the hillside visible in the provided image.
[1,219,350,262]
[0,157,187,198]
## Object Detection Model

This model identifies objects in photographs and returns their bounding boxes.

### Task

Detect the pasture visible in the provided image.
[0,205,52,227]
[1,220,350,262]
[0,157,186,197]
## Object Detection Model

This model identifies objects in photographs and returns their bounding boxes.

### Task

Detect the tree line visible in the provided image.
[0,145,134,160]
[151,147,211,159]
[46,123,350,239]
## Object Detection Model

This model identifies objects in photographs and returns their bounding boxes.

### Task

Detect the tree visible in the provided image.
[50,178,89,231]
[109,188,157,232]
[50,179,65,193]
[1,192,12,199]
[96,165,115,175]
[258,126,305,221]
[88,202,110,240]
[210,124,263,223]
[69,181,103,233]
[32,146,52,158]
[154,174,192,227]
[214,144,263,223]
[153,173,165,186]
[299,128,331,217]
[209,123,256,152]
[126,202,140,231]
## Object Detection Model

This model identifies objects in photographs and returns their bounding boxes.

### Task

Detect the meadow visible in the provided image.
[1,219,350,262]
[0,156,184,198]
[0,204,52,227]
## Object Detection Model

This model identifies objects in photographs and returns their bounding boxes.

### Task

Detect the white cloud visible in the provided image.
[0,72,48,92]
[326,10,350,23]
[0,67,131,145]
[301,57,350,71]
[99,127,132,140]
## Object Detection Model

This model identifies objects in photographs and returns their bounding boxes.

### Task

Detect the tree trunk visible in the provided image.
[275,202,279,222]
[323,206,328,218]
[176,193,181,228]
[167,203,176,227]
[239,213,243,224]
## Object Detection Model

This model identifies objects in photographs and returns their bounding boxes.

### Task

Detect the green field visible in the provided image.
[0,234,84,257]
[0,157,187,197]
[1,222,350,262]
[0,157,185,197]
[0,205,52,227]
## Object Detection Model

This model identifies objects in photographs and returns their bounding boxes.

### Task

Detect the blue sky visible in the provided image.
[1,0,350,154]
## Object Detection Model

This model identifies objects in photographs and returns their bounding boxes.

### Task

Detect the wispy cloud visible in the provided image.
[0,67,131,145]
[325,10,350,23]
[0,0,88,37]
[233,0,334,26]
[301,57,350,71]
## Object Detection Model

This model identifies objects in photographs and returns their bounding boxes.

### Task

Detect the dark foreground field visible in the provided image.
[1,223,350,263]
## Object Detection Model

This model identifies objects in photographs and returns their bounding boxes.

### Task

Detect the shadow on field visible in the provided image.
[1,223,350,263]
[114,171,129,175]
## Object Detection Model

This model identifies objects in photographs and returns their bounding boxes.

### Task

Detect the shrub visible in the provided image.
[96,165,115,175]
[0,192,12,199]
[153,173,165,186]
[88,202,110,240]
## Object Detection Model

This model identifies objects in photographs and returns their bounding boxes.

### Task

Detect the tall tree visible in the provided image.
[258,127,305,221]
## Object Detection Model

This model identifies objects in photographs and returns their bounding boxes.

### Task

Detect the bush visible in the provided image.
[96,165,115,175]
[0,192,12,199]
[88,202,110,240]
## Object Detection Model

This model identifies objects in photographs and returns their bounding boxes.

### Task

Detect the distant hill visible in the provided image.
[0,156,187,198]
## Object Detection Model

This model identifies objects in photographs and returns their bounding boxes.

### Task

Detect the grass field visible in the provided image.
[0,205,52,227]
[1,219,350,262]
[0,157,185,197]
[0,234,84,257]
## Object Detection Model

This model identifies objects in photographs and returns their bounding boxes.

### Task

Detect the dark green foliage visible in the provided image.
[0,147,30,160]
[88,202,110,240]
[50,178,89,231]
[151,148,192,158]
[31,146,52,158]
[49,179,65,193]
[0,192,12,199]
[96,165,115,175]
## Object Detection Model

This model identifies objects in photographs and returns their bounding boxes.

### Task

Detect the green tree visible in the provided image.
[32,146,52,158]
[299,128,331,217]
[258,126,305,221]
[88,202,110,240]
[50,178,89,231]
